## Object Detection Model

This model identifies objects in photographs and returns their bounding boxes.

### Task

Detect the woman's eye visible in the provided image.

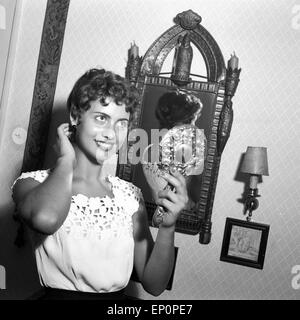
[95,115,107,123]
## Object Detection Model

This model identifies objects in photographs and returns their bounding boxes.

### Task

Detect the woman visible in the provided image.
[155,89,203,130]
[12,69,188,299]
[155,90,206,206]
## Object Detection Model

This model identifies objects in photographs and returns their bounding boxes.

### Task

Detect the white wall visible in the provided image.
[0,0,47,299]
[1,0,299,299]
[0,0,17,108]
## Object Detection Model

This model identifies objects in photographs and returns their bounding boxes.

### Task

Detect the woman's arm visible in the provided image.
[12,124,76,235]
[133,170,188,296]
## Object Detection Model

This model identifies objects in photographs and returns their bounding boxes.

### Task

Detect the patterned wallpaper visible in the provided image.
[51,0,300,300]
[0,0,299,299]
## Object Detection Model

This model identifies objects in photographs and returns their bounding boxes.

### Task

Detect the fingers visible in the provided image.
[162,169,187,195]
[57,123,72,140]
[170,168,186,185]
[157,173,189,216]
[158,188,177,203]
[156,198,175,213]
[155,169,190,225]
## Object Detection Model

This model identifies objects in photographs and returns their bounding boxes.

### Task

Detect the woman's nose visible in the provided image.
[101,128,116,141]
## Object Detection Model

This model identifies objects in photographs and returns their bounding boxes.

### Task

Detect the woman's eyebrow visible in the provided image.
[92,113,128,122]
[93,111,111,118]
[117,118,129,122]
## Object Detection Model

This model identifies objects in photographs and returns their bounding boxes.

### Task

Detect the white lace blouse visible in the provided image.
[12,170,142,293]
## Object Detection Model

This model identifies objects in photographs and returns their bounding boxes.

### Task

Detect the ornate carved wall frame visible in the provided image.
[21,3,239,245]
[120,10,240,243]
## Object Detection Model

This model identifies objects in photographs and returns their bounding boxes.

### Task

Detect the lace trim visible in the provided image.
[11,169,50,189]
[12,170,141,204]
[12,170,142,240]
[63,175,141,239]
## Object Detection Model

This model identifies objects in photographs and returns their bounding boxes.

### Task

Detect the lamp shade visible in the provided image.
[240,146,269,176]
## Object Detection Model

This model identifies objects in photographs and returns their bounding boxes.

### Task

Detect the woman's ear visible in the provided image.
[70,115,78,126]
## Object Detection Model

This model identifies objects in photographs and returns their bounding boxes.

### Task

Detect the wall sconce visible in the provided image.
[240,146,269,221]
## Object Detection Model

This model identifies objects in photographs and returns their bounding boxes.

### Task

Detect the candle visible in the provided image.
[228,52,239,69]
[249,175,259,189]
[130,42,139,58]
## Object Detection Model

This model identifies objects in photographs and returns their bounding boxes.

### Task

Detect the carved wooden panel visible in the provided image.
[21,0,70,172]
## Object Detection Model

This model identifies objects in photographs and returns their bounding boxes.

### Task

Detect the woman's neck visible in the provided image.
[72,144,105,183]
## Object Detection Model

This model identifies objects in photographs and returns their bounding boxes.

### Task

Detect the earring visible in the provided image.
[69,124,77,142]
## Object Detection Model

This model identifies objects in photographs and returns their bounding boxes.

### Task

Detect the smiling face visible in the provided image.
[72,98,130,164]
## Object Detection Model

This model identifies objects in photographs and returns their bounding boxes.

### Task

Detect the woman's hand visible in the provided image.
[155,168,189,228]
[54,123,76,168]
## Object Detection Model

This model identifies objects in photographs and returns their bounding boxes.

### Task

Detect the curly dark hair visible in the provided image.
[67,68,140,121]
[155,90,203,129]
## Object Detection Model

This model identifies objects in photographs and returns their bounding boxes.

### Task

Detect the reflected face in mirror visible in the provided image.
[155,90,203,130]
[155,91,205,175]
[140,89,206,210]
[74,99,129,163]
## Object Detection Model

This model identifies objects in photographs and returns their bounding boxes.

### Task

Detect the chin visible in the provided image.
[95,148,117,164]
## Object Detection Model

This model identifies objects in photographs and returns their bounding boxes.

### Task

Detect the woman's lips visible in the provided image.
[95,140,114,151]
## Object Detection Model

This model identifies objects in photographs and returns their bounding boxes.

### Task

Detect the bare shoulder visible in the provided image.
[12,177,41,205]
[12,170,50,204]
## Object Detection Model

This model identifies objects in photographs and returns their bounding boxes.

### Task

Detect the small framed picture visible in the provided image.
[220,218,270,269]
